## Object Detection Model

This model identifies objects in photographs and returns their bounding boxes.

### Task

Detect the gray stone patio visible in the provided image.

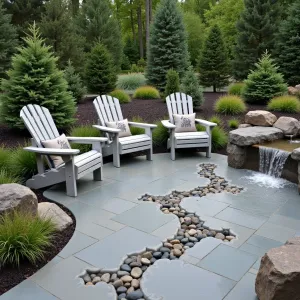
[1,153,300,300]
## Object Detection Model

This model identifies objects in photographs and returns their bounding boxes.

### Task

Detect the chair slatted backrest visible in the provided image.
[93,95,124,126]
[166,93,193,124]
[20,104,60,147]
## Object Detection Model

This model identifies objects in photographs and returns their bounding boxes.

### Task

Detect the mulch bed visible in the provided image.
[1,92,299,149]
[0,190,76,296]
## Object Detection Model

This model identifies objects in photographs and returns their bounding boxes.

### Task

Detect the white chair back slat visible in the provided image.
[27,104,50,141]
[101,95,114,122]
[180,93,189,114]
[36,105,59,139]
[168,94,177,123]
[94,96,108,125]
[175,93,183,115]
[107,95,119,121]
[187,94,193,114]
[113,97,124,121]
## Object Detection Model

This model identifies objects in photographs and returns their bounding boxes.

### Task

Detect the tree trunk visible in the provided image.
[145,0,150,46]
[130,0,136,41]
[137,5,144,58]
[213,84,216,92]
[71,0,79,15]
[149,0,152,21]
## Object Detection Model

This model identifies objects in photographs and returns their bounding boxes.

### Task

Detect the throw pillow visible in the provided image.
[173,113,196,133]
[106,118,132,138]
[41,134,71,168]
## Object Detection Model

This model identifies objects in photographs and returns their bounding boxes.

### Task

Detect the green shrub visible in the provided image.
[215,95,246,115]
[131,64,139,73]
[109,89,131,104]
[209,115,222,126]
[228,119,240,129]
[165,69,180,96]
[0,147,10,170]
[152,120,169,147]
[181,66,204,107]
[0,211,56,267]
[121,54,131,71]
[85,43,117,94]
[0,170,20,184]
[10,147,38,182]
[228,82,245,96]
[133,86,160,99]
[129,116,145,135]
[267,95,300,113]
[69,125,101,153]
[64,60,87,103]
[242,52,287,104]
[137,58,146,69]
[117,73,146,91]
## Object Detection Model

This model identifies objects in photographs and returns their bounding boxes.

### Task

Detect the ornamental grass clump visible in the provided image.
[228,82,245,96]
[209,115,222,127]
[117,73,146,91]
[228,119,240,129]
[215,95,246,115]
[0,169,20,184]
[129,116,145,135]
[152,119,169,147]
[133,86,160,99]
[109,89,131,103]
[0,211,56,267]
[267,95,300,113]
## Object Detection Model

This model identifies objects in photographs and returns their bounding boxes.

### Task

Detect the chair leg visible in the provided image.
[206,145,211,158]
[112,136,120,168]
[146,147,153,161]
[171,144,176,161]
[93,167,102,181]
[65,159,77,197]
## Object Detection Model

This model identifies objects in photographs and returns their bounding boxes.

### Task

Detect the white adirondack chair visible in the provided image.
[93,95,157,167]
[162,93,216,160]
[20,104,108,197]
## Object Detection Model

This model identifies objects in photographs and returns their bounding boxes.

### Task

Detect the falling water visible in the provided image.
[259,146,289,178]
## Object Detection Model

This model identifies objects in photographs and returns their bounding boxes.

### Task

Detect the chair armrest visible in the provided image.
[195,119,217,128]
[24,146,80,156]
[128,122,157,129]
[93,125,121,133]
[66,137,108,144]
[161,120,176,129]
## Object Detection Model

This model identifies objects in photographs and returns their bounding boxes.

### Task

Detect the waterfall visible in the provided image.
[259,146,289,178]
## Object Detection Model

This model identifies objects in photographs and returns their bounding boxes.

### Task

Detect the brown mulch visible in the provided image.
[1,92,300,149]
[0,190,76,296]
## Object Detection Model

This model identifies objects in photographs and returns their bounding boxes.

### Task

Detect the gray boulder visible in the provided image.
[256,245,300,300]
[273,116,300,136]
[229,126,283,146]
[38,202,73,231]
[0,183,37,217]
[291,148,300,161]
[245,110,277,126]
[227,143,247,168]
[238,124,252,129]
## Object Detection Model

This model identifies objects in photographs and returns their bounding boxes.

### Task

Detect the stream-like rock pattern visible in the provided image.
[80,163,244,300]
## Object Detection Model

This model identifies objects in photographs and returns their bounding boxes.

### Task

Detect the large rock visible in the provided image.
[229,126,284,146]
[291,148,300,161]
[227,143,247,168]
[0,183,37,217]
[285,237,300,246]
[255,245,300,300]
[38,202,73,231]
[288,86,299,95]
[245,110,277,126]
[273,116,300,136]
[238,124,252,129]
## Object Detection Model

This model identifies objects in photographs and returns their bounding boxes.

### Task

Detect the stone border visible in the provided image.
[78,163,244,300]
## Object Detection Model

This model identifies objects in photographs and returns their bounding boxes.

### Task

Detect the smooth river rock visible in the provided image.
[273,116,300,136]
[229,126,283,146]
[245,110,277,126]
[255,245,300,300]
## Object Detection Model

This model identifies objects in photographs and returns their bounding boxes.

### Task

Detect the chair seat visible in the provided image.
[119,134,151,153]
[174,131,209,147]
[175,131,209,140]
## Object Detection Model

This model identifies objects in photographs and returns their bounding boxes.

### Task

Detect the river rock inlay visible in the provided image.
[79,163,244,299]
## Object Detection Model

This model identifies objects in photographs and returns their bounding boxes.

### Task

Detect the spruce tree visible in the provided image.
[181,67,204,107]
[198,25,229,92]
[0,24,76,130]
[232,0,280,80]
[275,0,300,86]
[243,52,287,104]
[76,0,122,68]
[0,0,18,78]
[39,0,85,72]
[85,43,117,94]
[64,61,87,103]
[165,69,180,97]
[146,0,189,91]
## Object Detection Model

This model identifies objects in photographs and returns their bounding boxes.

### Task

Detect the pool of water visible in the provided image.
[253,139,300,152]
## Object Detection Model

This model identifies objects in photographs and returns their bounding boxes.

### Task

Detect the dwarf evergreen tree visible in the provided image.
[85,43,117,94]
[275,0,300,86]
[146,0,189,91]
[0,24,76,130]
[198,25,229,92]
[181,67,204,107]
[39,0,85,72]
[165,69,180,97]
[64,60,87,103]
[243,52,287,104]
[232,0,280,80]
[76,0,122,68]
[0,0,18,78]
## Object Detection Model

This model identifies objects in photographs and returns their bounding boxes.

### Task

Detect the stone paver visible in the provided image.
[198,244,258,281]
[141,259,236,300]
[151,218,181,240]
